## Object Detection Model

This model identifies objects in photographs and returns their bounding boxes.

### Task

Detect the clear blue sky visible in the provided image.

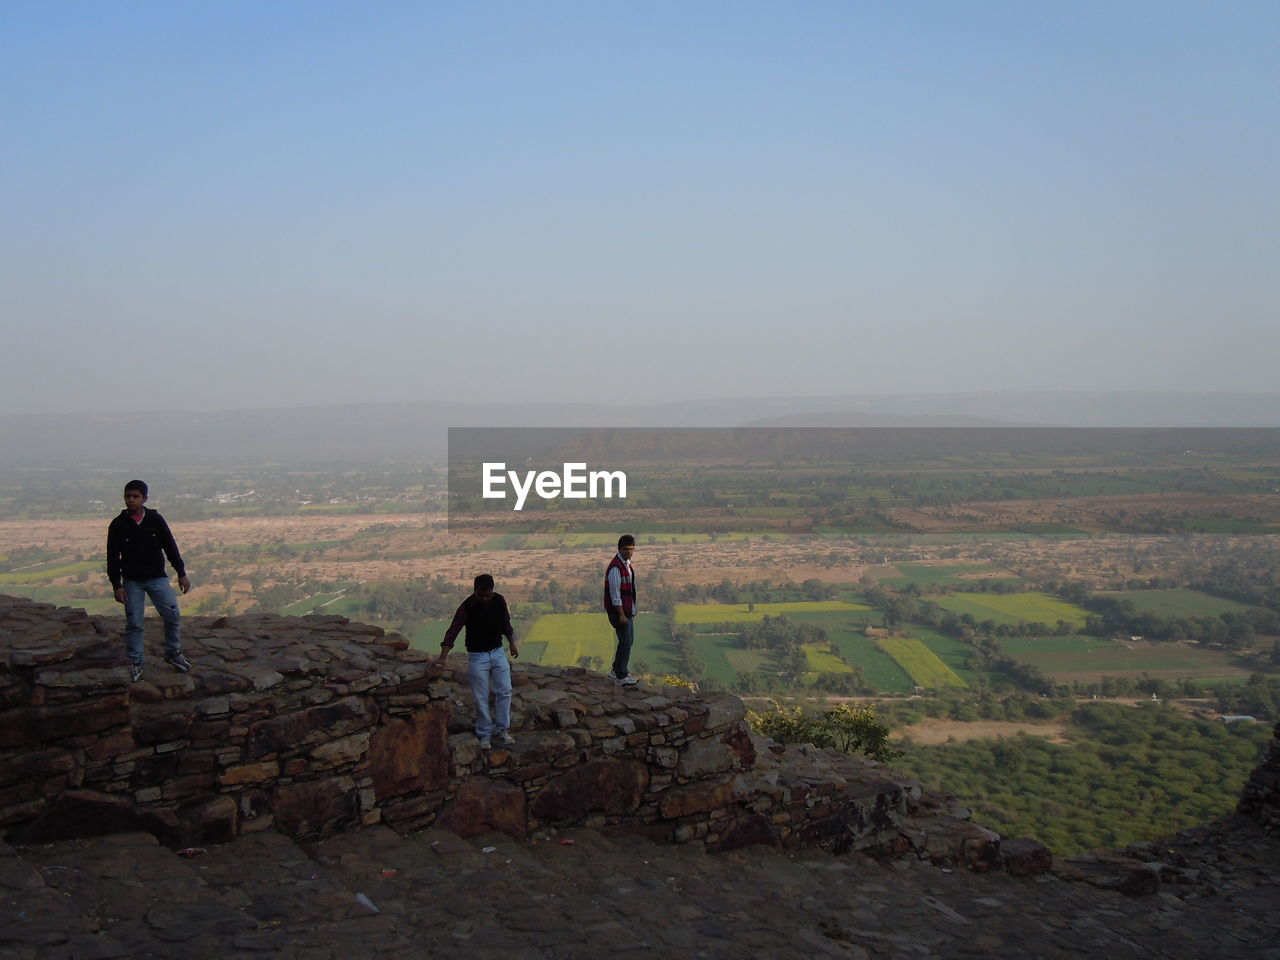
[2,1,1276,414]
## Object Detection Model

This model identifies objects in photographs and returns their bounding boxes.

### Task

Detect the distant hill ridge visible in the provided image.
[7,391,1280,464]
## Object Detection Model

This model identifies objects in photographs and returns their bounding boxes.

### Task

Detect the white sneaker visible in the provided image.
[478,737,491,750]
[612,673,638,686]
[497,731,515,745]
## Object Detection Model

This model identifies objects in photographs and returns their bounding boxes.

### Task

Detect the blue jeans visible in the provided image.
[467,647,512,738]
[123,577,182,665]
[611,613,635,678]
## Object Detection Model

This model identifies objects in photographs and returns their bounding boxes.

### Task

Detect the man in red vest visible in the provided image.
[603,534,639,686]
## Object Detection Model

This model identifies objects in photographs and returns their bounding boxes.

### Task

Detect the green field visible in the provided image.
[1094,589,1260,618]
[1015,523,1088,534]
[911,628,992,687]
[935,592,1090,628]
[876,636,967,689]
[517,610,796,685]
[624,615,682,676]
[804,646,854,673]
[691,609,901,691]
[519,641,548,662]
[1001,635,1255,682]
[409,619,452,652]
[685,631,752,684]
[1175,517,1277,533]
[525,613,617,667]
[278,585,367,617]
[1000,634,1115,658]
[0,560,100,585]
[0,585,116,615]
[723,648,778,676]
[675,600,872,624]
[700,607,910,690]
[324,596,372,617]
[827,632,913,692]
[478,533,526,550]
[704,605,906,692]
[519,612,683,677]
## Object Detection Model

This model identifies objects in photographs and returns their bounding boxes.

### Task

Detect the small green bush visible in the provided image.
[748,702,901,762]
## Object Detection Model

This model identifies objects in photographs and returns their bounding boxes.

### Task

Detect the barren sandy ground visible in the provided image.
[887,492,1280,533]
[0,515,872,597]
[0,514,428,559]
[892,696,1229,747]
[4,515,1275,611]
[893,719,1072,745]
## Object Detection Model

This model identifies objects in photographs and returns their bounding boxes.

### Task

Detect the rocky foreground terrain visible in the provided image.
[2,594,1278,959]
[2,813,1278,959]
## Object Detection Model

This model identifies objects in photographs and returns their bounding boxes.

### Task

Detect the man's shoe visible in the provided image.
[497,731,515,745]
[612,673,638,686]
[478,737,492,750]
[130,662,144,682]
[165,652,192,673]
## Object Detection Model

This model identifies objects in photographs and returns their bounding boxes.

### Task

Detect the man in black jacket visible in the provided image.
[106,480,192,682]
[435,573,519,749]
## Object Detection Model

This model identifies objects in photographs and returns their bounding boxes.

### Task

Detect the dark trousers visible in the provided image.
[609,611,635,678]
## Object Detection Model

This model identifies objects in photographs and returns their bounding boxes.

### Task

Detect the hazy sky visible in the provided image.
[3,2,1276,415]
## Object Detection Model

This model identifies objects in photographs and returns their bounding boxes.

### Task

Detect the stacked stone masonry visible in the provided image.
[0,595,1104,877]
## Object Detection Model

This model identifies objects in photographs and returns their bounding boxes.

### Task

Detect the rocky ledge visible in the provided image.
[0,594,1046,873]
[4,592,1278,902]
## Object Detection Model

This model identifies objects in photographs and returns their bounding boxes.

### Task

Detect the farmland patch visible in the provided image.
[0,560,100,584]
[876,636,967,689]
[408,619,452,652]
[804,646,854,673]
[877,563,1015,586]
[632,615,683,676]
[895,719,1071,746]
[1004,637,1257,682]
[935,592,1089,628]
[675,600,871,624]
[724,648,777,676]
[1,584,115,615]
[1095,589,1262,618]
[828,632,913,692]
[526,613,616,668]
[912,628,991,687]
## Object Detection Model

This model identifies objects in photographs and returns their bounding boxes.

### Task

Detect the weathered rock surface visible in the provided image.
[0,595,1010,867]
[1239,716,1280,833]
[5,593,1280,958]
[1,815,1277,959]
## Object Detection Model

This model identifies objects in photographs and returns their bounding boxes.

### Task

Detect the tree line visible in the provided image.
[891,701,1272,855]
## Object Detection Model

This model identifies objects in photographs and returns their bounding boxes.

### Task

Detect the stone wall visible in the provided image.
[0,595,1032,871]
[0,596,908,852]
[1238,720,1280,833]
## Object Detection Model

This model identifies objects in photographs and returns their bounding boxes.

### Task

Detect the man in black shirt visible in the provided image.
[436,573,519,749]
[106,480,192,682]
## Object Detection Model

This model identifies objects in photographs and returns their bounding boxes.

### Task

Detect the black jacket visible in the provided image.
[441,593,514,653]
[106,509,186,588]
